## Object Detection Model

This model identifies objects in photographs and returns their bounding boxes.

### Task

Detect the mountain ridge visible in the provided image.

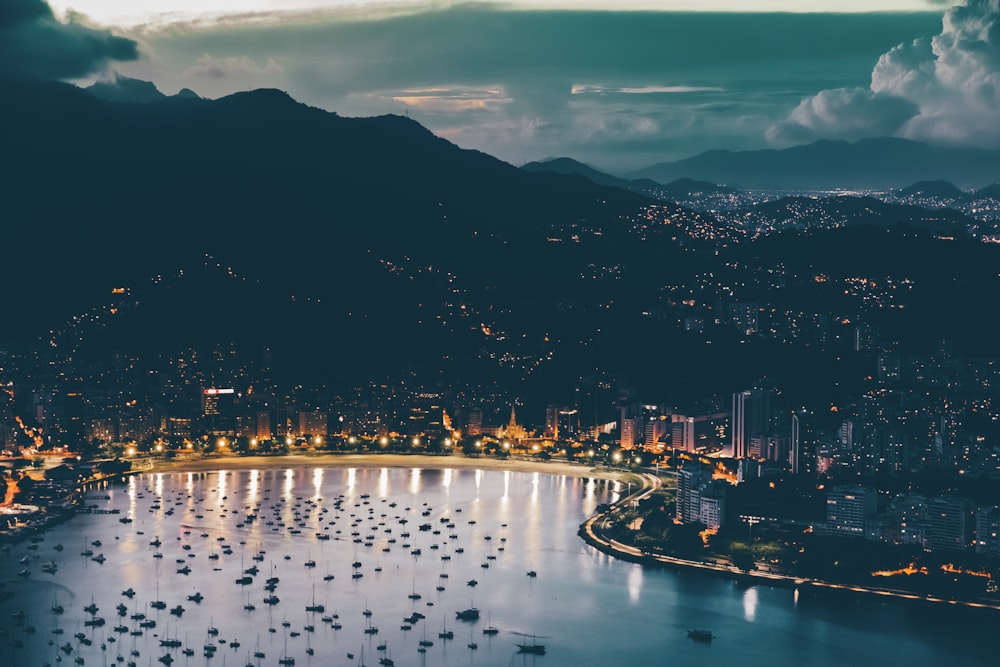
[629,138,1000,190]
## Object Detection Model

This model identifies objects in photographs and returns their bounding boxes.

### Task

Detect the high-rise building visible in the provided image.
[731,388,773,459]
[926,496,973,552]
[620,417,638,449]
[974,506,1000,558]
[545,405,560,439]
[298,409,328,438]
[826,486,876,536]
[201,388,235,435]
[671,414,695,453]
[407,393,443,437]
[255,411,272,441]
[62,390,86,447]
[676,465,727,530]
[466,409,483,437]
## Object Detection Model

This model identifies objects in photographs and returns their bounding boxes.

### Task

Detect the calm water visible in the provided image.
[1,466,996,667]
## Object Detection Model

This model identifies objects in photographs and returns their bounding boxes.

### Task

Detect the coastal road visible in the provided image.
[580,473,1000,612]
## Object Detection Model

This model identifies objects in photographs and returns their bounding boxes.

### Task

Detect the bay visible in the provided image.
[0,465,995,667]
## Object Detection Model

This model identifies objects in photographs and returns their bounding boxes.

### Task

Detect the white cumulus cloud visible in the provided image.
[770,0,1000,147]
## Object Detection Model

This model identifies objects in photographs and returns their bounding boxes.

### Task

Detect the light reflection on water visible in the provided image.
[0,466,995,667]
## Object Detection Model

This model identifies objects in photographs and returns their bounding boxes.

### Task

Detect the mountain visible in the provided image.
[630,138,1000,190]
[976,183,1000,199]
[2,78,698,394]
[898,180,966,199]
[86,73,168,103]
[745,195,975,234]
[522,157,661,194]
[521,158,738,202]
[5,77,998,408]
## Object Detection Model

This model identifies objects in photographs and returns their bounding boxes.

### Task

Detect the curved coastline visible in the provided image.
[579,472,1000,615]
[50,452,1000,615]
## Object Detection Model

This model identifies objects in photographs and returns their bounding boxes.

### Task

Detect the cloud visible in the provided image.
[119,8,941,169]
[771,0,1000,147]
[0,0,139,80]
[183,54,282,80]
[571,84,725,95]
[767,87,918,144]
[381,86,511,112]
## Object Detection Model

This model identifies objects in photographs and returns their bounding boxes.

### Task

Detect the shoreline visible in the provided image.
[140,452,629,482]
[21,452,1000,615]
[580,474,1000,615]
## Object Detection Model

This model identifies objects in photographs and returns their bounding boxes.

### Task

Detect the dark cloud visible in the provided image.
[0,0,139,80]
[124,8,941,169]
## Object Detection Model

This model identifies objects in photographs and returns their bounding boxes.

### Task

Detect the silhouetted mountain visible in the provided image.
[631,138,1000,189]
[521,158,738,204]
[976,183,1000,199]
[522,157,662,195]
[5,78,1000,408]
[899,180,966,199]
[746,195,975,234]
[2,78,695,393]
[86,72,167,103]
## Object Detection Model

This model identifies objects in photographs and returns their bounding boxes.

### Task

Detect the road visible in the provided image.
[580,473,1000,612]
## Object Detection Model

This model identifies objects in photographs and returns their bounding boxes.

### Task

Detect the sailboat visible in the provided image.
[278,635,295,665]
[305,584,324,613]
[150,582,166,610]
[515,633,546,654]
[438,616,453,640]
[482,611,499,636]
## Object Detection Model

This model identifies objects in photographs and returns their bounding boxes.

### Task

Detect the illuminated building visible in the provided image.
[671,414,695,452]
[201,387,235,436]
[825,486,875,536]
[407,393,443,437]
[676,465,727,529]
[298,409,329,438]
[926,496,973,552]
[466,409,483,437]
[974,506,1000,558]
[730,388,774,459]
[255,411,272,441]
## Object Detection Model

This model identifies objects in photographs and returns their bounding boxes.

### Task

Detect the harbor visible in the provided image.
[1,465,996,667]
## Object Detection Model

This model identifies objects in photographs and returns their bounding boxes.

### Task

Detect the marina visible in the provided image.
[0,465,996,666]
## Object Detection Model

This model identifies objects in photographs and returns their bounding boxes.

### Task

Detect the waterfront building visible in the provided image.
[825,486,876,536]
[926,496,974,552]
[974,505,1000,558]
[676,465,727,529]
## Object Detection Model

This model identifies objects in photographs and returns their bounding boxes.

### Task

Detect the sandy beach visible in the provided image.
[146,452,629,482]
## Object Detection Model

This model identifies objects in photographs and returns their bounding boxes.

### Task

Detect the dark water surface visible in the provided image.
[1,466,995,667]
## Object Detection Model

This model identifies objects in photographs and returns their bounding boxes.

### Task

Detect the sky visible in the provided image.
[6,1,1000,172]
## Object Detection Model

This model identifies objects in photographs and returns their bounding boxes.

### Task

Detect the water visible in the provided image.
[1,465,995,667]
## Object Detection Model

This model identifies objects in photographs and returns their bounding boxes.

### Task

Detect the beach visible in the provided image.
[146,452,630,482]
